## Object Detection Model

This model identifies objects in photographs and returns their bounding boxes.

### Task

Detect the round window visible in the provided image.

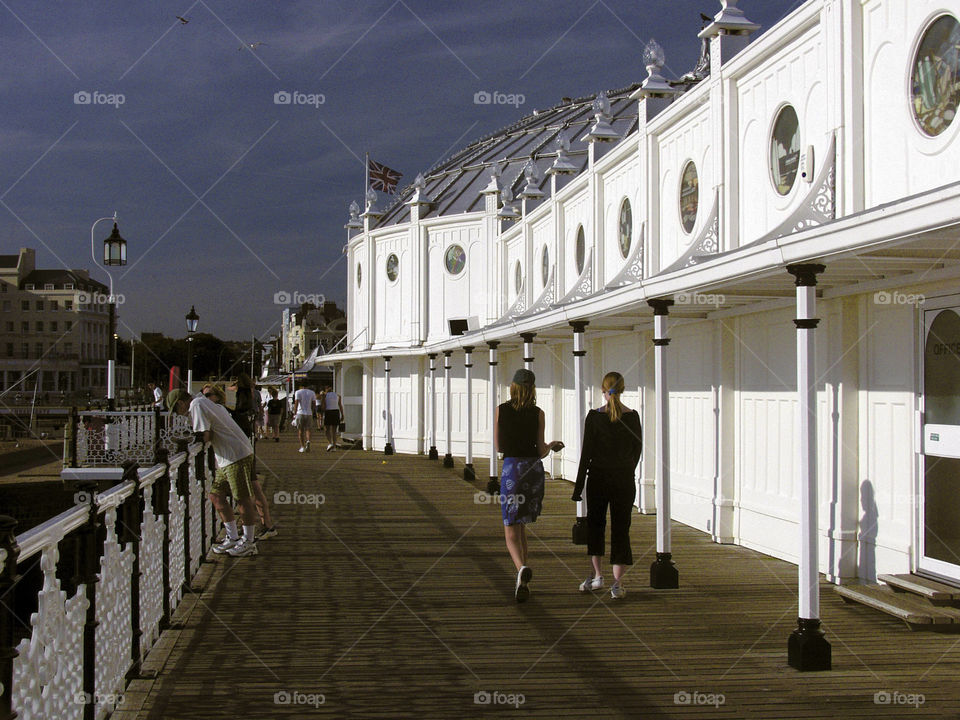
[575,226,585,275]
[541,245,549,286]
[386,253,399,282]
[357,264,362,288]
[679,161,699,234]
[515,261,522,294]
[770,105,800,195]
[912,14,960,137]
[444,244,466,275]
[618,199,632,258]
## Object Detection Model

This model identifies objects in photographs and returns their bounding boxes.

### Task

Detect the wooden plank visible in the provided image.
[879,573,960,602]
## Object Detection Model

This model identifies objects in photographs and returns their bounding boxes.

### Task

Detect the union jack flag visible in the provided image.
[368,158,402,194]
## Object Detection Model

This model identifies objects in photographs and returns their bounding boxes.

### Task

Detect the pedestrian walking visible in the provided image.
[320,385,344,451]
[293,383,317,452]
[494,368,564,602]
[148,382,163,408]
[265,387,283,442]
[166,389,259,557]
[571,371,643,600]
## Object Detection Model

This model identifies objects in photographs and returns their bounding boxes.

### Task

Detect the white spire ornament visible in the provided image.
[364,186,381,216]
[639,39,678,96]
[519,160,545,199]
[548,132,578,175]
[345,200,362,229]
[407,172,433,207]
[497,185,520,220]
[581,90,620,143]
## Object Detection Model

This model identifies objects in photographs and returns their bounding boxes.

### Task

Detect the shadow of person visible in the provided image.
[858,480,879,583]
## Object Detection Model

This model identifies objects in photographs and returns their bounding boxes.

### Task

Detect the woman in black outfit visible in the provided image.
[571,371,642,600]
[495,368,564,602]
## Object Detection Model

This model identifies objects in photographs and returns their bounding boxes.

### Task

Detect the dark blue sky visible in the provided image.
[0,0,799,341]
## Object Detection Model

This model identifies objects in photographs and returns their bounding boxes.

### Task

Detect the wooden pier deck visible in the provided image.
[113,436,959,719]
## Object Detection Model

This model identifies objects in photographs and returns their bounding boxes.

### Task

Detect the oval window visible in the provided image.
[541,245,550,286]
[386,253,399,282]
[770,105,800,195]
[679,161,699,234]
[618,199,632,258]
[356,263,362,288]
[911,14,960,137]
[515,260,522,295]
[444,244,466,275]
[575,226,585,275]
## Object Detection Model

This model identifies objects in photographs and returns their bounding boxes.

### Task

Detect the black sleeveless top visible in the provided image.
[497,402,539,458]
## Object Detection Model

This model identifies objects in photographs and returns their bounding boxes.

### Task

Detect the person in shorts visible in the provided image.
[494,368,564,602]
[293,384,317,452]
[265,387,283,442]
[320,385,344,451]
[167,389,259,557]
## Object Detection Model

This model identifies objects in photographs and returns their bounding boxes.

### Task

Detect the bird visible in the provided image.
[239,41,267,51]
[176,15,189,24]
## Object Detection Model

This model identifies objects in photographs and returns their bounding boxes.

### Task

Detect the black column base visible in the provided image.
[572,517,589,545]
[463,464,475,482]
[788,617,832,671]
[442,453,454,468]
[428,446,438,460]
[384,443,394,456]
[650,552,679,588]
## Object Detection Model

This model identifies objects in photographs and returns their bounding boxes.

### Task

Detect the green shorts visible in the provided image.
[212,455,255,501]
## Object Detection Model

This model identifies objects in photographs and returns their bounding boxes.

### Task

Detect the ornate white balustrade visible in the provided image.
[71,409,193,468]
[1,440,218,720]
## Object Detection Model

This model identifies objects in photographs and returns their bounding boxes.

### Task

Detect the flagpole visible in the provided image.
[364,151,369,204]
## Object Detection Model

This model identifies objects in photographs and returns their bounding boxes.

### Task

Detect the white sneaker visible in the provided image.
[298,446,305,453]
[326,444,333,452]
[305,440,311,452]
[227,538,259,557]
[515,566,532,603]
[579,575,603,592]
[212,536,240,554]
[610,582,626,600]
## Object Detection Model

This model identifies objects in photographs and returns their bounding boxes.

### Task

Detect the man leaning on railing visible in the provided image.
[165,389,258,557]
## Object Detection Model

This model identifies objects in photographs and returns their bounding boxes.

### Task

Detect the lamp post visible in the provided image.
[91,213,127,411]
[185,305,199,391]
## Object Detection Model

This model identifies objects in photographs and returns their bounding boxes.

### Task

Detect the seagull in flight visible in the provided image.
[176,15,189,24]
[239,41,267,51]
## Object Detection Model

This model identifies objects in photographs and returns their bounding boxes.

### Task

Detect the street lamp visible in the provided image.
[185,305,199,391]
[290,343,300,397]
[91,213,127,410]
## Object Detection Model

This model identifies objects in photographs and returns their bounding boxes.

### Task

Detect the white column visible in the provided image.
[648,299,678,588]
[443,351,454,468]
[521,332,535,371]
[786,263,831,671]
[463,346,475,481]
[571,321,589,522]
[383,355,394,455]
[428,353,438,460]
[487,342,499,484]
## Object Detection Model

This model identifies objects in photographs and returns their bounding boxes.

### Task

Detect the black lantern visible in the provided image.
[185,305,199,334]
[103,223,127,267]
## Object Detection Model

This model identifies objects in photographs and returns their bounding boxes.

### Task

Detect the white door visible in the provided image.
[919,303,960,582]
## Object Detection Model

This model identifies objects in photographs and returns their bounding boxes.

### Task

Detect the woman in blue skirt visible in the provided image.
[495,368,564,602]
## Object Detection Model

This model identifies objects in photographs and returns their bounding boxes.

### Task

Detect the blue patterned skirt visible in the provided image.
[500,456,545,526]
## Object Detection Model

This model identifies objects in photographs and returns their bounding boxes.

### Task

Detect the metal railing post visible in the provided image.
[153,449,172,630]
[119,462,145,680]
[0,515,19,720]
[74,480,100,720]
[175,440,191,594]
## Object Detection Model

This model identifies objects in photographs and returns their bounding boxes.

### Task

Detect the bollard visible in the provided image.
[0,516,20,720]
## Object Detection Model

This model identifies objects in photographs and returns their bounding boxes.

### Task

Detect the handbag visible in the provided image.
[572,517,589,545]
[290,414,300,429]
[338,422,346,432]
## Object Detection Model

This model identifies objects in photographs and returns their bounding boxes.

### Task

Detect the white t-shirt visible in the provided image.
[152,386,163,406]
[188,395,253,468]
[323,391,340,410]
[294,388,317,416]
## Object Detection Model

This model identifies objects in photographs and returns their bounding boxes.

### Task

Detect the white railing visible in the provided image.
[1,441,217,720]
[69,409,193,467]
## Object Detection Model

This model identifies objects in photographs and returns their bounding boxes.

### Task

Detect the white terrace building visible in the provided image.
[327,0,960,605]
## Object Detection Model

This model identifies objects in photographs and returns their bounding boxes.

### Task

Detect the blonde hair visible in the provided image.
[601,371,626,422]
[509,382,536,411]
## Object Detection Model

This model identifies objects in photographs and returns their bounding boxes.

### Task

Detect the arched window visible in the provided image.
[679,161,698,234]
[575,226,585,275]
[911,14,960,137]
[618,199,632,258]
[386,253,399,282]
[541,245,550,286]
[770,105,800,195]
